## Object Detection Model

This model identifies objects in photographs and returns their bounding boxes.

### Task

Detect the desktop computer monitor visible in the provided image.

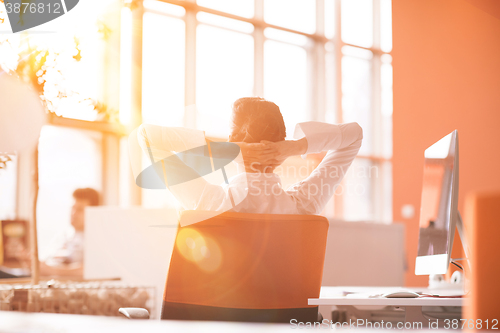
[415,130,460,275]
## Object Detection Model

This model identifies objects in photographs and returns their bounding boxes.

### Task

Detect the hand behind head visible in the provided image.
[235,142,283,173]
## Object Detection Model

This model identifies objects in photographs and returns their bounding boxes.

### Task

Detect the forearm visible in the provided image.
[137,124,206,162]
[137,124,172,162]
[135,124,218,210]
[287,137,308,157]
[294,121,363,154]
[259,138,308,165]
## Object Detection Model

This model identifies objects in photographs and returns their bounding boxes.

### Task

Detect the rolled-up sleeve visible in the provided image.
[133,124,226,211]
[288,121,363,215]
[137,124,207,162]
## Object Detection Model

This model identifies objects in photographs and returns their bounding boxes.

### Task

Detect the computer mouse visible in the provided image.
[382,291,420,298]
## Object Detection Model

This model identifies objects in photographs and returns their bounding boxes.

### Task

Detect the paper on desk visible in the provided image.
[346,293,374,298]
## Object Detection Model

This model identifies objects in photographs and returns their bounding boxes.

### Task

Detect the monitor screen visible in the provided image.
[415,131,458,275]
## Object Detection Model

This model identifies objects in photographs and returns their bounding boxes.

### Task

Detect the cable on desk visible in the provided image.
[451,261,463,271]
[419,294,464,298]
[419,289,469,298]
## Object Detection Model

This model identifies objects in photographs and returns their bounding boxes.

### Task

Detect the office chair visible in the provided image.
[464,191,500,322]
[120,210,329,323]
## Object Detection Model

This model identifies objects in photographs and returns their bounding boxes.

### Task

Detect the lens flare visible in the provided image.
[175,228,222,272]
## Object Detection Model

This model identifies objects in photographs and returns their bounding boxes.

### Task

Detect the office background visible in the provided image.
[0,0,499,288]
[393,0,500,286]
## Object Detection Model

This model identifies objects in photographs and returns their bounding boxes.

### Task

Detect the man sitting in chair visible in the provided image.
[136,97,363,215]
[128,97,363,322]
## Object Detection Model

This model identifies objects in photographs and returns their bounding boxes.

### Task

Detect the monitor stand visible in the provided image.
[428,211,471,291]
[456,211,471,270]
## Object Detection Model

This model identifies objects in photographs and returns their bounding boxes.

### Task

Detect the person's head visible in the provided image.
[71,188,100,232]
[229,97,286,144]
[229,97,286,173]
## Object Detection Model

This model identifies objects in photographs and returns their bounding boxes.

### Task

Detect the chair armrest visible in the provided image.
[118,307,150,319]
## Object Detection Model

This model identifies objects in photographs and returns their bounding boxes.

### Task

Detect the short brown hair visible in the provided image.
[229,97,286,143]
[73,188,100,206]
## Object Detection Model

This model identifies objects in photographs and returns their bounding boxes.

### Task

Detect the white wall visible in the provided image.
[322,219,405,286]
[84,207,179,319]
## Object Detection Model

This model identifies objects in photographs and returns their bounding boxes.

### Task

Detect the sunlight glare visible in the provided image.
[119,7,132,125]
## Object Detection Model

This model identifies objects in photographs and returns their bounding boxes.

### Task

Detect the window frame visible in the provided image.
[126,0,392,221]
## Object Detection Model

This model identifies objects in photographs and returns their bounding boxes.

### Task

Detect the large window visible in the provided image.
[264,34,309,136]
[0,155,17,220]
[196,17,254,137]
[131,0,393,222]
[37,126,103,260]
[142,10,186,127]
[0,1,123,258]
[1,0,393,223]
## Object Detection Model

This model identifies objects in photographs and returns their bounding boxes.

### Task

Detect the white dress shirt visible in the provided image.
[136,121,362,215]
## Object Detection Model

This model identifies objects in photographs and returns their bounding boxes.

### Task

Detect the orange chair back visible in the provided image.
[163,211,329,310]
[464,191,500,322]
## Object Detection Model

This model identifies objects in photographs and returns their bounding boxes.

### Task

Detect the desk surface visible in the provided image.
[309,286,465,307]
[0,311,293,333]
[0,310,462,332]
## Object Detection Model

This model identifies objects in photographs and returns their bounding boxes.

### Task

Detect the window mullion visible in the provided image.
[254,27,265,97]
[129,3,144,206]
[313,0,326,122]
[253,0,264,97]
[316,0,325,36]
[333,0,344,218]
[311,43,324,122]
[372,0,384,221]
[255,0,264,20]
[102,134,120,206]
[373,0,381,49]
[184,9,197,128]
[334,0,343,125]
[130,4,144,128]
[372,56,382,157]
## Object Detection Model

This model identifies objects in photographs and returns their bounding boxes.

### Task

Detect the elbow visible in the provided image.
[138,123,147,137]
[137,124,150,147]
[352,122,363,141]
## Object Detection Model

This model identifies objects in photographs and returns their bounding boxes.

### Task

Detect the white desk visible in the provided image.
[85,207,179,318]
[309,286,465,323]
[0,311,292,333]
